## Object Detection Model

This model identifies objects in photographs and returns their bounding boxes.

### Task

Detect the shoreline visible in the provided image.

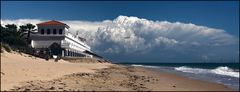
[8,65,233,91]
[132,66,235,91]
[120,63,239,91]
[1,51,233,91]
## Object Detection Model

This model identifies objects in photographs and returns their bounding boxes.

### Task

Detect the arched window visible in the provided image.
[47,29,51,34]
[41,29,44,34]
[59,29,63,34]
[53,29,57,34]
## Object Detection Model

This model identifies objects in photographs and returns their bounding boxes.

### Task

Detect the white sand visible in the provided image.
[1,51,112,91]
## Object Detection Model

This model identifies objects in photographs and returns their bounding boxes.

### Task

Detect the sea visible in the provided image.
[118,63,239,91]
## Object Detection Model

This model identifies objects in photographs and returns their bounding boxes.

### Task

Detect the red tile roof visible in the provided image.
[37,20,69,28]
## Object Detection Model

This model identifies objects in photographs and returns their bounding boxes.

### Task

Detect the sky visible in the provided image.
[1,1,239,63]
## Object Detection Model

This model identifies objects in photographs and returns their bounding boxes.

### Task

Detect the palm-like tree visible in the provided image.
[19,23,36,44]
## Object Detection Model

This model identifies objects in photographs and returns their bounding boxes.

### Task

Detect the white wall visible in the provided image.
[31,40,61,48]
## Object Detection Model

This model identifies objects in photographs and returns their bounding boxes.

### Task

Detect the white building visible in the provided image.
[31,20,92,58]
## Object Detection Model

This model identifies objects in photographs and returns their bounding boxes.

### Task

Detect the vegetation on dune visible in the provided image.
[1,44,11,53]
[1,24,36,54]
[1,24,26,53]
[1,24,27,48]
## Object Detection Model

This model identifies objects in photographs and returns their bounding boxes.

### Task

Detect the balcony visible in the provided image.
[61,41,70,48]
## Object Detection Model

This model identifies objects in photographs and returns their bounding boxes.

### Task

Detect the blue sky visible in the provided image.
[1,1,239,36]
[1,1,239,63]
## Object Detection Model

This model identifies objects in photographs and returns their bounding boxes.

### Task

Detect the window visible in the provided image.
[53,29,57,34]
[41,29,44,34]
[59,29,63,34]
[47,29,50,34]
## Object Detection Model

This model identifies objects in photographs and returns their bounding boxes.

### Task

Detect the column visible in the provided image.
[62,50,64,57]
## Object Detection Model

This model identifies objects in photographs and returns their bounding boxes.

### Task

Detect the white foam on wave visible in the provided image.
[211,66,239,78]
[131,64,159,68]
[175,66,239,78]
[175,66,208,74]
[131,64,144,67]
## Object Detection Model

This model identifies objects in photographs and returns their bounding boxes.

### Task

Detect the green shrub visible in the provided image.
[2,44,11,52]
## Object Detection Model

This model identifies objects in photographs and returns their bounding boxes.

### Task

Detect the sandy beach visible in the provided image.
[1,51,112,91]
[1,51,233,91]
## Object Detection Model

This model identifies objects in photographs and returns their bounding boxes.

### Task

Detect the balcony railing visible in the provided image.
[61,41,70,48]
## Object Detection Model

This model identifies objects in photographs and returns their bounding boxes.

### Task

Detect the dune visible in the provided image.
[1,51,112,91]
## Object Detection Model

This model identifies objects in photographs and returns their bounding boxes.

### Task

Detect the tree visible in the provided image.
[19,25,28,38]
[5,24,17,31]
[1,24,34,54]
[0,25,6,42]
[3,24,24,45]
[1,24,27,47]
[19,23,36,44]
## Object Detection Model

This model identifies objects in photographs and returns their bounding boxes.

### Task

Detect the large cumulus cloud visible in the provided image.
[1,15,239,62]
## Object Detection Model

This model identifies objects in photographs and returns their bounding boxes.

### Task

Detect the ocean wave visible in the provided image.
[211,66,239,78]
[175,66,239,78]
[175,66,208,74]
[131,64,159,68]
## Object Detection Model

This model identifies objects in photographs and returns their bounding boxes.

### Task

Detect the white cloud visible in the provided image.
[1,19,42,27]
[1,15,238,62]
